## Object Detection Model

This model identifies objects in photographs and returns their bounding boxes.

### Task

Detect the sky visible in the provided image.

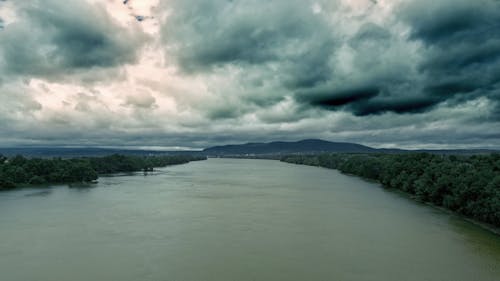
[0,0,499,150]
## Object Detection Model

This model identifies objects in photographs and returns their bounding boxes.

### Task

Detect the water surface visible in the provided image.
[1,158,499,281]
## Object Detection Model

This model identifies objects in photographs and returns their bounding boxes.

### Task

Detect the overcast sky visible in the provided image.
[0,0,499,149]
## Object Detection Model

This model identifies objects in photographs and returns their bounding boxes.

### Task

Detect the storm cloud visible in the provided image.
[0,0,146,81]
[400,0,500,114]
[160,0,500,118]
[0,0,499,149]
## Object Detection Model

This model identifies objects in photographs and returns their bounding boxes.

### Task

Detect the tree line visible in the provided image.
[281,153,500,227]
[0,154,206,190]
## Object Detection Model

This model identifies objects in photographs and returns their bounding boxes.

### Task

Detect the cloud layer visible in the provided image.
[0,0,499,149]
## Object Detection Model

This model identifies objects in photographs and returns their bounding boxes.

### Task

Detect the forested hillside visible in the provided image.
[0,154,206,190]
[281,153,500,227]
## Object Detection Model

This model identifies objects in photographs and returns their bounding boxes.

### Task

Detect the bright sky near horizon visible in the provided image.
[0,0,499,149]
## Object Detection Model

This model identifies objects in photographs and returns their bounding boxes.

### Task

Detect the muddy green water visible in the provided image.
[0,158,499,281]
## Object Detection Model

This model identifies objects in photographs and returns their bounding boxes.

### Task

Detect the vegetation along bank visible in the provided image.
[0,154,206,190]
[281,153,500,227]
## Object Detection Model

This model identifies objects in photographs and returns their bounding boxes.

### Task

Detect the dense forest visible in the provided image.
[0,154,206,190]
[281,153,500,227]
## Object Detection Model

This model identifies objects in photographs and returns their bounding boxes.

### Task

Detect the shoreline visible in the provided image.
[282,160,500,236]
[0,157,206,192]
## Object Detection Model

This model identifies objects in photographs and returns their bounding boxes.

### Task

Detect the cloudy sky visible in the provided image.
[0,0,499,150]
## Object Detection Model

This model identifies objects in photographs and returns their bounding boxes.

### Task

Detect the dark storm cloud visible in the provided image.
[162,0,337,86]
[0,0,146,80]
[401,0,499,44]
[423,81,480,97]
[297,20,438,116]
[398,0,500,117]
[350,96,440,116]
[297,82,443,116]
[161,1,433,117]
[208,107,242,120]
[297,85,380,108]
[294,0,500,117]
[161,0,500,119]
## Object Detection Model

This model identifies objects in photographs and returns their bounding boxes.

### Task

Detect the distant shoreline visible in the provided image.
[0,154,206,191]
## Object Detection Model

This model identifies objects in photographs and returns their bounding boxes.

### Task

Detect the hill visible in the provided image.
[203,139,377,156]
[2,140,496,158]
[203,139,497,156]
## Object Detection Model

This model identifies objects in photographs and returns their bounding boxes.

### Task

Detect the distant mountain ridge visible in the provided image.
[203,139,497,156]
[203,139,377,155]
[1,139,497,158]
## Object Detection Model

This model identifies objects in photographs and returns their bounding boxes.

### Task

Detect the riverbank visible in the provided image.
[280,153,500,229]
[0,154,207,191]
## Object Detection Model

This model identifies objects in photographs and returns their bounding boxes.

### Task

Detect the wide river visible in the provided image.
[0,158,499,281]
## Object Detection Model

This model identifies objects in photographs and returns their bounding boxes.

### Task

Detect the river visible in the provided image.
[0,158,499,281]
